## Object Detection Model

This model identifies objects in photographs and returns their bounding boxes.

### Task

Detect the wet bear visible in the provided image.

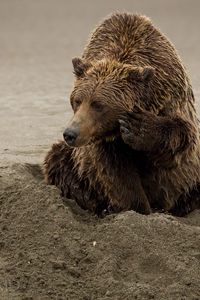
[44,13,200,216]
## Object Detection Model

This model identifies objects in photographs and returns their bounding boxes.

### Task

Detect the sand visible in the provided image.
[1,1,200,299]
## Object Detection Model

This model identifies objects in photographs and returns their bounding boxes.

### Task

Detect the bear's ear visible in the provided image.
[127,66,155,83]
[72,57,91,78]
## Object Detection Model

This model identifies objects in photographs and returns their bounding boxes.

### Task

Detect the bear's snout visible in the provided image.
[63,128,78,146]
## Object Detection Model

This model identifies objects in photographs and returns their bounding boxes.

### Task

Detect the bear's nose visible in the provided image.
[63,128,78,146]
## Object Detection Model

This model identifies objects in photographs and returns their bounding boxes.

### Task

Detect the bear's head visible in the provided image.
[63,58,154,147]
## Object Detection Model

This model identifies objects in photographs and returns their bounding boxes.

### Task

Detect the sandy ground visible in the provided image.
[1,0,200,299]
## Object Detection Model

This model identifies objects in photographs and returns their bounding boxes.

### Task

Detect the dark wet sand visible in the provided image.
[0,1,200,299]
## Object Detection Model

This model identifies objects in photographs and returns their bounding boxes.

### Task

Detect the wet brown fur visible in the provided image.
[44,13,200,216]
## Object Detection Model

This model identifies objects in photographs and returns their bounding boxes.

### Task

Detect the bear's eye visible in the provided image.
[91,101,103,112]
[72,98,82,111]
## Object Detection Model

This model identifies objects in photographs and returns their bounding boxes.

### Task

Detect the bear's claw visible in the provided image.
[119,119,132,142]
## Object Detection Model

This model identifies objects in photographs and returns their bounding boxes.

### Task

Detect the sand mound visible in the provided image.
[0,163,200,299]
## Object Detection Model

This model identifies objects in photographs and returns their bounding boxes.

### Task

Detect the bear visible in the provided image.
[44,12,200,216]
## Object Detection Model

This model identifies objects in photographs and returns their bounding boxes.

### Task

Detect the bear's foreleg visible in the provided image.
[170,183,200,216]
[119,106,197,168]
[105,170,152,214]
[44,141,107,214]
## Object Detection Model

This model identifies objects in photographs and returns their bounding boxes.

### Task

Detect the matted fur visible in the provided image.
[44,13,200,216]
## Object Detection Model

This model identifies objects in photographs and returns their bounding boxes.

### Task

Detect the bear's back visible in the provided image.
[83,13,194,116]
[83,13,180,69]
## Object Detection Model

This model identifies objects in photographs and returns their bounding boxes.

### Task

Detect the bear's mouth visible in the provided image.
[90,127,120,144]
[105,135,116,142]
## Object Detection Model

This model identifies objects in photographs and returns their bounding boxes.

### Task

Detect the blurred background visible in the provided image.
[0,0,199,163]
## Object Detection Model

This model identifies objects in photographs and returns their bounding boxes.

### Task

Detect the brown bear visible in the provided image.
[44,13,200,216]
